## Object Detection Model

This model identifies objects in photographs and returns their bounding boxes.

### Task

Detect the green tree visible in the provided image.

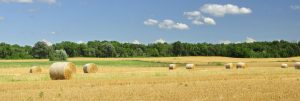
[49,49,68,61]
[32,41,52,59]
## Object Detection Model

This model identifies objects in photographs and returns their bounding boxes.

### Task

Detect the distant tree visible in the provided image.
[49,49,68,61]
[101,42,117,57]
[172,41,184,56]
[83,48,96,57]
[53,41,79,57]
[32,41,52,59]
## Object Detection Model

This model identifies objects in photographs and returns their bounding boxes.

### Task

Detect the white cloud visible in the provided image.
[203,17,216,25]
[158,19,189,30]
[184,11,216,25]
[184,11,201,20]
[145,19,189,30]
[219,40,231,44]
[158,19,175,29]
[245,37,256,43]
[201,4,252,17]
[42,39,52,46]
[235,41,242,44]
[0,0,56,4]
[0,0,33,3]
[144,19,158,26]
[154,38,166,43]
[291,5,300,10]
[132,40,141,44]
[77,40,85,44]
[0,16,4,21]
[173,23,189,30]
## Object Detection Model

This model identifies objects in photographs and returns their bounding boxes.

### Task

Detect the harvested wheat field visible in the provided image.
[1,56,300,101]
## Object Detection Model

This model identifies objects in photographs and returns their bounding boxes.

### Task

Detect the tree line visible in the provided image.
[0,40,300,59]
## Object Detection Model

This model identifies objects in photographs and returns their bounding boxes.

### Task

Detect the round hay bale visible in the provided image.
[186,64,194,69]
[281,63,288,68]
[49,62,76,80]
[225,63,235,69]
[169,64,176,70]
[295,62,300,69]
[236,62,247,69]
[29,66,42,73]
[83,63,98,73]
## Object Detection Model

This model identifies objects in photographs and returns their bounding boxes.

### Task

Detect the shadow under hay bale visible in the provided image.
[83,63,98,73]
[29,66,42,73]
[49,62,76,80]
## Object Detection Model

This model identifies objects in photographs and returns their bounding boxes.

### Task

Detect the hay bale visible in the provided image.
[225,63,235,69]
[83,63,98,73]
[236,62,247,69]
[169,64,176,70]
[186,64,194,69]
[281,63,288,68]
[29,66,42,73]
[49,62,76,80]
[295,62,300,69]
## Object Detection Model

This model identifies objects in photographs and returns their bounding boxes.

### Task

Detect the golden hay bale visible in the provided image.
[169,64,176,70]
[29,66,42,73]
[83,63,98,73]
[295,62,300,69]
[225,63,235,69]
[281,63,288,68]
[49,62,76,80]
[236,62,247,69]
[186,64,194,69]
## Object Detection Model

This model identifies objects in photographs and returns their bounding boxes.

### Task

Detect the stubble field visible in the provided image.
[0,56,300,101]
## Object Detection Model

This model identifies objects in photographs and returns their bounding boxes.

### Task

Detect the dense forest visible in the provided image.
[0,40,300,59]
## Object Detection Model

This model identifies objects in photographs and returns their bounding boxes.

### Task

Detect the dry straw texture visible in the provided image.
[225,63,235,69]
[237,62,247,69]
[29,66,42,73]
[49,62,76,80]
[295,62,300,69]
[83,63,98,73]
[281,63,288,68]
[186,64,194,69]
[169,64,176,70]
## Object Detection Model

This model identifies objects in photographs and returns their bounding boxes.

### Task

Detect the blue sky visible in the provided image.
[0,0,300,45]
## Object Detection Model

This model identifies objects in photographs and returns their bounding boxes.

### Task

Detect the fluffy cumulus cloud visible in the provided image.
[132,40,141,44]
[144,19,158,26]
[184,11,216,25]
[144,19,189,30]
[0,0,56,4]
[203,17,216,25]
[154,38,166,43]
[291,5,300,10]
[0,0,33,3]
[219,40,231,44]
[158,19,189,30]
[201,4,252,17]
[77,40,85,44]
[219,37,256,44]
[245,37,256,43]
